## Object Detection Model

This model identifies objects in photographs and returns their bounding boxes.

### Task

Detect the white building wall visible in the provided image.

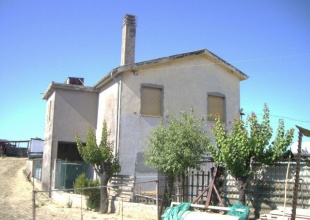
[96,81,119,146]
[53,90,98,142]
[118,56,241,175]
[42,88,98,190]
[42,92,55,191]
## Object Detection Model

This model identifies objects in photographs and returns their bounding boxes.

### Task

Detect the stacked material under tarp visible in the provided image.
[162,202,249,220]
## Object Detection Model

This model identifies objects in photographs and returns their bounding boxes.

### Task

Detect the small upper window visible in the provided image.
[207,94,225,122]
[140,86,163,116]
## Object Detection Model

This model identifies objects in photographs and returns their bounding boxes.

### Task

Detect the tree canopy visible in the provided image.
[75,121,120,213]
[145,108,210,177]
[209,104,294,178]
[208,104,294,204]
[76,123,120,177]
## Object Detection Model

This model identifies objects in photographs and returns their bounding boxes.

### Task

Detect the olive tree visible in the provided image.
[208,105,294,205]
[75,121,120,213]
[144,108,210,204]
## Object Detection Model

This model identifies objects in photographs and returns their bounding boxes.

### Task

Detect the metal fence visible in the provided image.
[55,160,93,189]
[0,195,33,220]
[172,162,216,203]
[33,188,93,220]
[32,159,42,181]
[5,159,309,220]
[169,160,310,219]
[32,177,161,220]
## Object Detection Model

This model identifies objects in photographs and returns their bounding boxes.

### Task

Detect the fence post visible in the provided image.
[32,190,36,220]
[156,180,160,220]
[121,197,124,220]
[80,191,83,220]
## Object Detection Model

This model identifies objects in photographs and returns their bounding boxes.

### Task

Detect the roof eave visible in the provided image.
[202,49,249,81]
[42,82,55,100]
[93,48,249,89]
[43,82,98,100]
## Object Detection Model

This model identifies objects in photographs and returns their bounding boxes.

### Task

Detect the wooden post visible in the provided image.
[291,126,310,220]
[205,166,218,207]
[193,166,224,207]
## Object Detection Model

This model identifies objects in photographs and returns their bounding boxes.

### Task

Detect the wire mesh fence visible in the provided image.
[33,189,85,220]
[3,157,309,220]
[0,196,33,220]
[33,178,160,220]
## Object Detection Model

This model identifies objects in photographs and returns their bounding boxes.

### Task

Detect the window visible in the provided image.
[208,94,225,121]
[140,86,163,116]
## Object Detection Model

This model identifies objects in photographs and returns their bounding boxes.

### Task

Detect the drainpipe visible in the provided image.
[110,70,121,156]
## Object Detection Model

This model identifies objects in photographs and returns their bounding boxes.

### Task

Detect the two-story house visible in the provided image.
[42,14,248,191]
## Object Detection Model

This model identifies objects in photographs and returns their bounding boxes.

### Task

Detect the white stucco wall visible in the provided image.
[117,55,241,175]
[42,92,55,191]
[53,90,98,142]
[42,88,98,190]
[96,81,119,146]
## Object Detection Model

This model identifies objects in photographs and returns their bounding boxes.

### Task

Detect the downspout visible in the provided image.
[110,70,121,156]
[116,81,121,155]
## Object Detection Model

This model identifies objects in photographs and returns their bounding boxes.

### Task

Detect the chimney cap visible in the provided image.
[65,77,84,86]
[123,14,136,26]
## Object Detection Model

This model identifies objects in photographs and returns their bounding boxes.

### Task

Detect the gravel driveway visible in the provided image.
[0,157,154,220]
[0,157,33,219]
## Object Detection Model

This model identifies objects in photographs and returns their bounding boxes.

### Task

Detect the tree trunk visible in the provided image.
[167,175,174,205]
[99,172,109,213]
[161,175,174,207]
[236,176,248,205]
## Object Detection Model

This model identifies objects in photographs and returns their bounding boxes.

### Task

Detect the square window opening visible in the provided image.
[141,86,163,117]
[208,95,225,122]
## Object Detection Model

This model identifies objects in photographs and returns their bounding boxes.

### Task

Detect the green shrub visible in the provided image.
[74,173,100,210]
[86,178,100,210]
[74,173,88,194]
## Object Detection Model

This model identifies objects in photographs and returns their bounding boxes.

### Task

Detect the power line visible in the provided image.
[230,53,310,64]
[269,114,310,123]
[134,52,310,73]
[244,112,310,123]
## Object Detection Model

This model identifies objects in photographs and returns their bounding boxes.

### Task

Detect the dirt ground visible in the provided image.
[0,157,155,220]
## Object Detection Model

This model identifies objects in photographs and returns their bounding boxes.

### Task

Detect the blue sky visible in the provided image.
[1,0,309,144]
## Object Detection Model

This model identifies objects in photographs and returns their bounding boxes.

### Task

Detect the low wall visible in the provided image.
[51,191,157,219]
[51,191,87,208]
[112,199,157,218]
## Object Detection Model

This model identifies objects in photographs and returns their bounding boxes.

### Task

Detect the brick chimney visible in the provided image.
[121,14,136,66]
